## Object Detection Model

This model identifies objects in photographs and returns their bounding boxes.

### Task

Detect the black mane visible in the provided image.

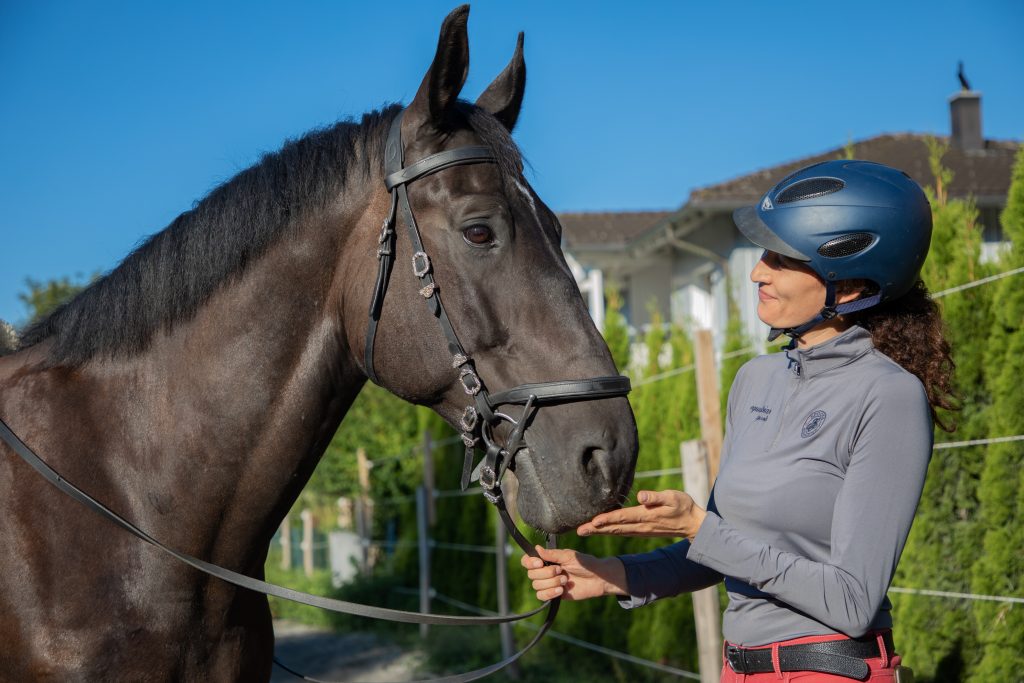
[20,103,523,367]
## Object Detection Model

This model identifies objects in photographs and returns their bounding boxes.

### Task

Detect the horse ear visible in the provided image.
[476,32,526,132]
[406,5,471,133]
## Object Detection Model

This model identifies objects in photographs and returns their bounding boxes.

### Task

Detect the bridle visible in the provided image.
[365,110,631,554]
[0,108,632,683]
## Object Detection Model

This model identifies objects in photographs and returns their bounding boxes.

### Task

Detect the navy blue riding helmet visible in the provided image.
[733,159,933,342]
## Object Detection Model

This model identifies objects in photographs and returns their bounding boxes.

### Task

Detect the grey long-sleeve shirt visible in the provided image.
[617,326,932,646]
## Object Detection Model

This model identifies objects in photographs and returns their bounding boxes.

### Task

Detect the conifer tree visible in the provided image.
[603,285,631,373]
[621,313,700,676]
[971,144,1024,679]
[719,289,755,416]
[893,139,989,679]
[618,312,671,673]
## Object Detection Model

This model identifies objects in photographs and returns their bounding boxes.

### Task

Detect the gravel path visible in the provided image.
[271,620,427,683]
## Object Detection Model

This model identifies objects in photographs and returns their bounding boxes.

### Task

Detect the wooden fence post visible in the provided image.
[300,508,315,578]
[694,329,723,481]
[356,447,373,574]
[279,515,292,571]
[416,485,431,638]
[422,431,435,526]
[681,439,722,683]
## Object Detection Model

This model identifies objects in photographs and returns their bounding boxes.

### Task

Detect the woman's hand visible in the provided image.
[577,490,707,540]
[520,546,628,602]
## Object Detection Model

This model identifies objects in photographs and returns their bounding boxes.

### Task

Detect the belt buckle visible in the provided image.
[724,644,746,673]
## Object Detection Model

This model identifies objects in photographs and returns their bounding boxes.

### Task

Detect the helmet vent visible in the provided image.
[776,177,845,204]
[817,233,875,258]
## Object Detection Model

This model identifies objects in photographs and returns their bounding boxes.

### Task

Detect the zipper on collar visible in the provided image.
[785,349,802,377]
[769,374,803,450]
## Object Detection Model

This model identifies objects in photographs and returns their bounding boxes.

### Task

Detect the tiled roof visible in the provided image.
[558,211,673,250]
[690,134,1020,206]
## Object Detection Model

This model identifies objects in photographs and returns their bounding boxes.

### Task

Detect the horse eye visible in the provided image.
[463,224,494,246]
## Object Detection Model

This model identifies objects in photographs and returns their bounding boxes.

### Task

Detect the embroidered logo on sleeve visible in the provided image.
[801,410,827,438]
[750,405,772,422]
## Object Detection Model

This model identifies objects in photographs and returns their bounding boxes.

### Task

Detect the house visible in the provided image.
[562,85,1020,356]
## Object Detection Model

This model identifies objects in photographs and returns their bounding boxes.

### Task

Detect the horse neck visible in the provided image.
[93,182,381,567]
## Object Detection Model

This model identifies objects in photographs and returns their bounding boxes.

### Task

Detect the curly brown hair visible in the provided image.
[847,280,959,431]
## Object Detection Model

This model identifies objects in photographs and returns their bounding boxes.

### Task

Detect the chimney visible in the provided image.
[950,92,983,151]
[950,63,983,151]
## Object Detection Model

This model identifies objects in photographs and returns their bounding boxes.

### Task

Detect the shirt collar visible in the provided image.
[784,325,874,379]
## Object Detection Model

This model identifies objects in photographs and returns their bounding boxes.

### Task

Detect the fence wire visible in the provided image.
[887,586,1024,605]
[933,434,1024,449]
[365,434,464,468]
[932,264,1024,298]
[632,345,759,389]
[429,590,701,680]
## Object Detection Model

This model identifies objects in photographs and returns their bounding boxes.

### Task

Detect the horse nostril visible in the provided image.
[581,446,613,487]
[581,447,594,472]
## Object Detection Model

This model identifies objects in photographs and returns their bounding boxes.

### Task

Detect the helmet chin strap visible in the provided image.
[768,281,883,349]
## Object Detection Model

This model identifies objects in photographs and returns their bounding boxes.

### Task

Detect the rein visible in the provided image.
[0,109,631,682]
[0,417,553,683]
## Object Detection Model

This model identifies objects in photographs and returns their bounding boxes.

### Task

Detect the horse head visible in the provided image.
[351,6,638,534]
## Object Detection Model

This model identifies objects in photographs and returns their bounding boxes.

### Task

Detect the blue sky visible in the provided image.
[2,1,1022,325]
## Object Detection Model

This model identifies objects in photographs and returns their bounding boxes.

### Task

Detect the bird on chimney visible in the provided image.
[958,61,971,91]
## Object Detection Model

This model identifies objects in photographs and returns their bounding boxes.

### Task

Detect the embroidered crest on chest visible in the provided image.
[801,409,827,438]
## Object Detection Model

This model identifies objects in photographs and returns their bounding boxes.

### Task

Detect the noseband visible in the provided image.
[365,111,631,551]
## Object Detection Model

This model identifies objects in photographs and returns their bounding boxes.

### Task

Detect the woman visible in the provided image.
[522,160,956,681]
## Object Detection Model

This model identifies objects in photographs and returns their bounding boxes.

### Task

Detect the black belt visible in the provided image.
[724,631,895,680]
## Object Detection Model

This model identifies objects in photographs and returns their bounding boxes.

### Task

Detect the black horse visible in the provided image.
[0,6,637,681]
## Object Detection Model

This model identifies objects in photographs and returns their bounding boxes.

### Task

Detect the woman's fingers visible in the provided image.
[526,564,562,581]
[579,490,690,535]
[532,574,567,592]
[580,522,652,536]
[590,509,644,528]
[537,585,564,601]
[534,545,575,565]
[521,545,569,580]
[575,490,704,539]
[638,489,674,506]
[519,545,579,601]
[520,553,541,569]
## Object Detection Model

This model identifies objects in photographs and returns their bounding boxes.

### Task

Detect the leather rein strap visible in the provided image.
[0,417,557,683]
